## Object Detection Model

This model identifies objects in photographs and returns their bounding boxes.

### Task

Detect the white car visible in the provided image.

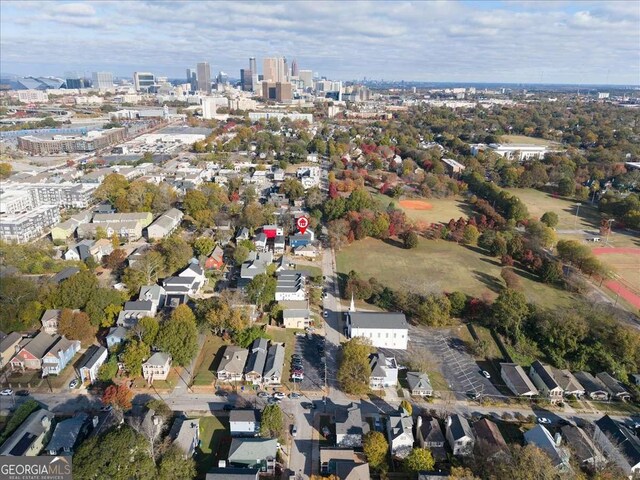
[537,417,552,424]
[291,425,298,437]
[0,389,13,396]
[323,310,328,318]
[273,392,286,400]
[291,373,304,380]
[481,370,491,379]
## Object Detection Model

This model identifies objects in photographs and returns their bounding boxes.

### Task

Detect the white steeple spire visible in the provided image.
[349,293,356,312]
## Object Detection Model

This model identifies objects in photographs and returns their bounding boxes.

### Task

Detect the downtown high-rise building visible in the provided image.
[133,72,155,92]
[291,59,299,77]
[298,69,313,89]
[92,71,113,91]
[249,57,258,92]
[263,57,287,83]
[196,62,211,93]
[186,68,197,92]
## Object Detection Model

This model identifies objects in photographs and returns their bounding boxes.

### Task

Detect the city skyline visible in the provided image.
[0,0,639,85]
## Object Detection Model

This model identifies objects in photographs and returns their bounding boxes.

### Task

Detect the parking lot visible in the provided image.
[292,333,326,392]
[381,326,501,401]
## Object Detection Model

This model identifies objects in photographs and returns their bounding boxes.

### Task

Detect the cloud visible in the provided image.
[0,0,637,84]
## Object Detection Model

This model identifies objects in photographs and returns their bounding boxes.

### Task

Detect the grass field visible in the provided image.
[371,192,471,225]
[195,415,230,476]
[499,135,555,146]
[336,237,575,308]
[193,335,227,386]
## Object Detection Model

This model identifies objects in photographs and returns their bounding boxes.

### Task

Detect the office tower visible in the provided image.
[263,57,287,83]
[249,57,258,92]
[196,62,211,93]
[283,58,289,82]
[291,59,299,77]
[91,71,113,91]
[133,72,155,92]
[201,98,217,119]
[298,70,313,89]
[216,71,229,85]
[65,71,83,89]
[240,69,253,91]
[262,81,292,102]
[186,68,193,84]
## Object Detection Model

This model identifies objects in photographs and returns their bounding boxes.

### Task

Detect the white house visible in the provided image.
[336,403,366,448]
[262,343,285,385]
[275,272,306,301]
[387,409,414,459]
[142,352,172,382]
[446,415,475,457]
[147,208,183,240]
[345,303,408,350]
[406,372,433,397]
[230,410,259,437]
[369,353,398,389]
[76,345,108,384]
[217,346,249,382]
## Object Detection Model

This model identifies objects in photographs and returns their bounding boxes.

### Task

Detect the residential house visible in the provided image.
[293,244,317,258]
[254,232,267,252]
[92,211,153,228]
[387,409,414,459]
[262,225,282,238]
[206,468,259,480]
[346,310,409,350]
[64,239,94,261]
[244,338,268,385]
[273,235,285,254]
[106,326,127,349]
[0,409,55,456]
[289,231,314,248]
[45,413,89,455]
[473,418,509,459]
[282,307,311,329]
[416,416,447,462]
[551,368,585,398]
[262,343,285,385]
[76,345,108,384]
[500,362,539,397]
[169,416,200,458]
[529,360,564,402]
[560,425,605,467]
[205,245,225,270]
[163,262,207,304]
[142,352,172,382]
[229,410,259,437]
[0,332,22,368]
[446,414,475,457]
[227,438,278,473]
[336,403,367,447]
[116,300,156,328]
[41,309,62,335]
[573,371,610,401]
[89,238,114,261]
[51,212,92,241]
[217,346,249,382]
[126,243,152,266]
[406,371,433,397]
[524,425,572,473]
[138,285,166,312]
[147,208,183,240]
[369,353,398,389]
[49,267,80,284]
[10,331,61,371]
[596,372,631,401]
[319,449,370,479]
[41,336,80,375]
[593,415,640,478]
[239,251,273,287]
[236,227,250,241]
[77,221,143,242]
[275,272,306,301]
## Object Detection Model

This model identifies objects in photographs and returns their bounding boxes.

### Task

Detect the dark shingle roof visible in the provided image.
[531,360,560,390]
[595,415,640,466]
[349,312,408,330]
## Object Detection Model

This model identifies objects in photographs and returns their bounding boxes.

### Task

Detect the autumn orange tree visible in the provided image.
[102,384,133,410]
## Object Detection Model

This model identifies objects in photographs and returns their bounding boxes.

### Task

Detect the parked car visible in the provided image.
[291,377,303,383]
[295,332,306,337]
[216,391,229,397]
[481,370,491,379]
[273,392,286,399]
[537,417,551,424]
[257,391,269,398]
[289,392,301,399]
[291,424,298,437]
[0,389,13,396]
[223,404,236,411]
[301,402,316,409]
[69,379,78,389]
[267,397,280,404]
[15,390,29,397]
[100,405,113,412]
[292,354,301,360]
[323,310,329,318]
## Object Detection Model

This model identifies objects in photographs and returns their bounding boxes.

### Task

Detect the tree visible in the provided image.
[58,309,96,347]
[0,400,40,445]
[539,259,563,284]
[102,384,133,410]
[246,273,277,309]
[158,445,196,480]
[448,291,467,317]
[337,337,372,395]
[400,400,413,416]
[402,230,419,249]
[540,211,559,228]
[193,237,215,257]
[103,249,127,271]
[133,316,159,345]
[363,431,388,470]
[0,162,12,179]
[491,289,529,341]
[123,340,150,376]
[260,403,284,439]
[158,236,193,274]
[94,173,129,204]
[85,287,126,327]
[156,305,198,366]
[233,245,250,266]
[280,178,305,200]
[305,186,324,209]
[133,250,165,283]
[447,466,481,480]
[98,355,119,382]
[404,448,435,472]
[500,268,521,290]
[234,325,270,348]
[462,224,480,245]
[557,177,575,197]
[73,425,156,480]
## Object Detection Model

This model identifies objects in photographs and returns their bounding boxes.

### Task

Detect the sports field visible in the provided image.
[372,192,470,225]
[592,248,640,308]
[336,237,575,309]
[499,135,556,146]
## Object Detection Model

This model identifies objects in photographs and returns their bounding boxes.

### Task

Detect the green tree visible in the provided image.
[462,224,480,245]
[158,236,193,274]
[85,287,126,327]
[279,178,305,200]
[193,237,215,257]
[539,259,563,284]
[448,291,467,317]
[400,400,413,415]
[404,448,435,472]
[135,316,160,345]
[234,326,270,348]
[94,173,129,205]
[156,305,199,366]
[246,273,277,309]
[260,404,284,439]
[416,294,452,326]
[0,400,39,445]
[233,245,250,265]
[0,162,13,179]
[557,177,576,197]
[402,230,419,249]
[158,445,196,480]
[123,340,150,376]
[183,190,208,217]
[337,337,372,395]
[363,431,388,470]
[540,211,559,228]
[491,289,529,341]
[98,355,119,382]
[74,425,156,480]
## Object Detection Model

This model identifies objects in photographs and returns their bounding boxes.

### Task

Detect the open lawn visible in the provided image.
[499,135,556,146]
[473,325,503,361]
[193,334,227,387]
[195,415,230,477]
[371,192,471,226]
[336,237,575,308]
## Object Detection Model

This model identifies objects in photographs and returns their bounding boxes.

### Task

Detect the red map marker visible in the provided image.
[296,216,309,235]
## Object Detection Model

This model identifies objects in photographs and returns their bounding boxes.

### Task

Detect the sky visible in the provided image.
[1,0,639,85]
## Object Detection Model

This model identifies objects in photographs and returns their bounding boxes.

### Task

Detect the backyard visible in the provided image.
[192,334,227,387]
[336,237,576,308]
[195,415,230,477]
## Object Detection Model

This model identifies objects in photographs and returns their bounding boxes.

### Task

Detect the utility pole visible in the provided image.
[574,203,581,230]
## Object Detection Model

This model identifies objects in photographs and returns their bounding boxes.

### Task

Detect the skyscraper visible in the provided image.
[298,70,313,89]
[263,57,287,82]
[291,59,299,77]
[240,69,252,91]
[91,71,113,91]
[133,72,155,92]
[249,57,258,92]
[196,62,211,94]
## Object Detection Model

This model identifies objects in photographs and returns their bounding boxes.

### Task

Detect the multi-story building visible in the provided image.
[197,62,212,94]
[17,128,127,155]
[17,90,49,103]
[92,71,113,91]
[240,69,253,91]
[0,189,34,214]
[262,57,287,83]
[470,143,550,162]
[133,72,155,92]
[0,204,60,243]
[345,302,408,350]
[298,70,313,89]
[5,183,96,209]
[248,111,313,123]
[261,81,292,102]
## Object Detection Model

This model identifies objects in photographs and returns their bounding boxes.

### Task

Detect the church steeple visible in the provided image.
[349,293,356,312]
